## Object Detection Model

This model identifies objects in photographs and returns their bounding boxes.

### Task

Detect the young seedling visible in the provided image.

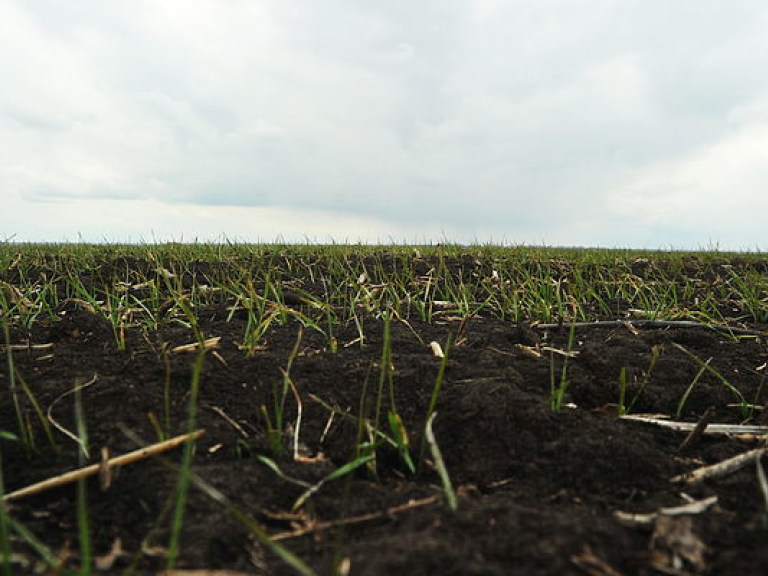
[374,311,415,475]
[115,423,319,576]
[73,379,92,575]
[46,374,98,459]
[2,319,30,451]
[164,286,210,571]
[624,344,663,415]
[676,361,711,419]
[673,343,749,419]
[550,322,577,413]
[617,367,629,416]
[181,464,319,576]
[257,453,374,511]
[262,328,304,458]
[748,371,767,422]
[166,348,207,572]
[0,433,13,576]
[424,412,458,511]
[419,335,452,472]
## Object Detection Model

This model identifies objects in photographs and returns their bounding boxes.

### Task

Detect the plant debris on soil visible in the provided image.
[2,248,768,575]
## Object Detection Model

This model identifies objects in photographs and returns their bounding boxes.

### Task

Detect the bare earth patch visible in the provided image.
[2,255,768,575]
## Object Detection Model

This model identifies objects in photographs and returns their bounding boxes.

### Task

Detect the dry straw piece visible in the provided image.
[619,414,768,438]
[3,429,205,502]
[671,446,768,484]
[171,337,221,353]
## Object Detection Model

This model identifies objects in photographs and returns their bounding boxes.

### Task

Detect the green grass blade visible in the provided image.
[424,412,457,512]
[184,469,318,576]
[74,378,92,575]
[292,455,374,511]
[673,343,748,417]
[0,443,11,576]
[166,349,206,571]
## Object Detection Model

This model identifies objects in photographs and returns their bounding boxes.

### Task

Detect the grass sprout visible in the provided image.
[419,335,452,471]
[166,348,206,571]
[46,374,98,459]
[550,322,577,413]
[424,412,457,511]
[2,319,30,451]
[374,311,415,474]
[115,424,318,576]
[2,517,59,574]
[0,437,11,576]
[676,361,712,419]
[1,314,56,455]
[749,371,768,422]
[262,328,304,458]
[258,454,374,511]
[617,367,629,416]
[623,344,663,415]
[1,435,59,574]
[74,380,92,575]
[673,343,749,418]
[184,466,319,576]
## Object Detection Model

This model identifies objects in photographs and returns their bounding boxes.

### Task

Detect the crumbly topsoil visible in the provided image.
[2,257,768,575]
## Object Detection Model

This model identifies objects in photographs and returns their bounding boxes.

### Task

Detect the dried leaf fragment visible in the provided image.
[429,341,444,358]
[171,336,221,353]
[571,544,625,576]
[650,515,707,573]
[516,344,542,358]
[94,538,125,571]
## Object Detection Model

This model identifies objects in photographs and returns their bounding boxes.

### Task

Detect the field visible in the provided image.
[2,243,768,575]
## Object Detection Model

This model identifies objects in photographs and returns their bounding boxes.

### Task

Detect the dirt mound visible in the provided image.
[3,292,768,574]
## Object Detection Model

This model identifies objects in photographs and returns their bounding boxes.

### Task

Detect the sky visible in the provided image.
[2,1,768,249]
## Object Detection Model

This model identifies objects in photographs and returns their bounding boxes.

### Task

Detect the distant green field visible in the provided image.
[2,242,768,335]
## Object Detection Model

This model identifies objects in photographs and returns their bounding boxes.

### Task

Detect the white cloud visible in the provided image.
[609,118,768,248]
[3,1,768,248]
[0,194,459,244]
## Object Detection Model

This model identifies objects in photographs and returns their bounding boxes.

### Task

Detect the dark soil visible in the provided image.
[3,256,768,575]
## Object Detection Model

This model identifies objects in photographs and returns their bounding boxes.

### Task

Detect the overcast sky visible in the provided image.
[3,1,768,249]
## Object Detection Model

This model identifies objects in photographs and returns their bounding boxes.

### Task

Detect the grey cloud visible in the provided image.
[4,1,768,247]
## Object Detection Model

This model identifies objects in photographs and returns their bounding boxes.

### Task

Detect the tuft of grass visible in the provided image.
[727,269,768,323]
[2,319,30,451]
[375,311,415,475]
[262,328,304,458]
[550,322,577,413]
[15,372,58,455]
